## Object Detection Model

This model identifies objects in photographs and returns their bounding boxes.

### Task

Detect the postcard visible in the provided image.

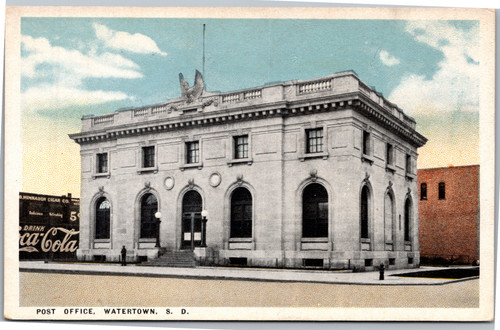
[4,5,495,321]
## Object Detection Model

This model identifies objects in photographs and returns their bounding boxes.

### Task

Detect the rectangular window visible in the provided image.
[438,182,446,200]
[306,128,323,153]
[420,183,427,200]
[406,154,412,174]
[362,131,371,155]
[386,143,394,165]
[303,259,324,267]
[229,257,248,266]
[96,153,108,173]
[142,146,155,168]
[186,141,200,164]
[234,135,249,159]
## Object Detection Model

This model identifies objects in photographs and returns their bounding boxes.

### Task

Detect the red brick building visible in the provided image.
[418,165,479,263]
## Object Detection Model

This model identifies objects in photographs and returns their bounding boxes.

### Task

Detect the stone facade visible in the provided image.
[418,165,479,263]
[69,71,427,270]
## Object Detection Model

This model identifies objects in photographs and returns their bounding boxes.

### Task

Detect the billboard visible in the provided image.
[19,192,80,260]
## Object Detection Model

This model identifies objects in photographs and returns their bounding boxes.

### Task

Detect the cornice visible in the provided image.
[70,91,427,148]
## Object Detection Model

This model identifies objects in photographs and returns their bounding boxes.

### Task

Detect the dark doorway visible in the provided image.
[181,190,202,249]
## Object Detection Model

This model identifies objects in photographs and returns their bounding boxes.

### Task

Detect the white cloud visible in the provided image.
[21,35,140,112]
[388,21,479,115]
[22,35,142,80]
[22,84,134,113]
[379,50,400,66]
[93,23,167,56]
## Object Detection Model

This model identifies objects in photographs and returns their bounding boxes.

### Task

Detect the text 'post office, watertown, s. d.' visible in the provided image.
[69,70,427,271]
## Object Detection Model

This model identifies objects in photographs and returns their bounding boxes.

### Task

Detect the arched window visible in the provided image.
[404,198,412,242]
[230,187,252,238]
[420,183,427,200]
[384,193,394,243]
[182,190,203,248]
[140,193,158,239]
[302,183,328,238]
[360,186,370,239]
[95,197,110,239]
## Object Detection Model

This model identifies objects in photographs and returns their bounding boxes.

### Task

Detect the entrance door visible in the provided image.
[181,190,202,249]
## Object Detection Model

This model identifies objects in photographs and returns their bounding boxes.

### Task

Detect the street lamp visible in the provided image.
[154,211,162,248]
[201,209,209,247]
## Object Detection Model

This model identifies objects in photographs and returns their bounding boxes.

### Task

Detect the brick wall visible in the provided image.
[418,165,479,262]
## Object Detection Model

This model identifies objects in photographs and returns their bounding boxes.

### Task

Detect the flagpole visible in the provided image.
[202,24,206,78]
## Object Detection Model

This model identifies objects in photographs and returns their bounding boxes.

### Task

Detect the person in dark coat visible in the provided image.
[121,246,127,266]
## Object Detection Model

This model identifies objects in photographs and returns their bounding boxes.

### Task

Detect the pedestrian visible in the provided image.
[121,246,127,266]
[379,263,385,280]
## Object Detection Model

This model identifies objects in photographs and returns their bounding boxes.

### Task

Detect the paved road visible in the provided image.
[20,271,479,308]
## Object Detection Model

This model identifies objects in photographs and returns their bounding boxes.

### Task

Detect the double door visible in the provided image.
[181,190,203,250]
[181,212,202,249]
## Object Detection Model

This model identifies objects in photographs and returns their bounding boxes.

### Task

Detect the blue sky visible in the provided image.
[21,18,464,116]
[20,17,481,195]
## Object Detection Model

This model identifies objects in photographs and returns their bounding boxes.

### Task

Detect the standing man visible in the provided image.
[121,246,127,266]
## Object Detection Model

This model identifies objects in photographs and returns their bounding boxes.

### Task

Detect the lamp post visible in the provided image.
[201,209,208,248]
[154,211,162,248]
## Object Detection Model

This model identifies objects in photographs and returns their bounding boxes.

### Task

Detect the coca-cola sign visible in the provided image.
[19,226,79,254]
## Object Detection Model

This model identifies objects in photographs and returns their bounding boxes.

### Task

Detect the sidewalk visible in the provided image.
[19,261,478,286]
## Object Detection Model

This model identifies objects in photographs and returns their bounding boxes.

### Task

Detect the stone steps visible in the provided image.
[147,249,196,267]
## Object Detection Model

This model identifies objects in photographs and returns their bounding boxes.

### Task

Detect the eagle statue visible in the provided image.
[179,70,205,103]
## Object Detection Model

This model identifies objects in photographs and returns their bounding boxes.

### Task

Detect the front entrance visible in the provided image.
[181,190,202,250]
[182,212,202,249]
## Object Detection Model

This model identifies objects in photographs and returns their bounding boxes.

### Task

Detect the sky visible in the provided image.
[20,18,480,197]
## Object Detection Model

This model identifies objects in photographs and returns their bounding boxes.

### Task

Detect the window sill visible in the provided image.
[227,158,253,167]
[301,237,328,243]
[361,154,374,165]
[180,162,203,171]
[229,237,253,243]
[137,167,158,174]
[94,238,110,243]
[385,164,396,173]
[405,173,416,181]
[360,238,371,243]
[299,152,329,161]
[92,173,111,179]
[138,238,156,243]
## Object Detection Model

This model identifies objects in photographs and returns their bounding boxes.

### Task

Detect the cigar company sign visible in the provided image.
[19,192,80,260]
[19,226,79,254]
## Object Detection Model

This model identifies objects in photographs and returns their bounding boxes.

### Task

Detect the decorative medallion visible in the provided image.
[188,178,195,189]
[98,186,104,196]
[164,176,175,190]
[209,172,222,188]
[144,181,151,191]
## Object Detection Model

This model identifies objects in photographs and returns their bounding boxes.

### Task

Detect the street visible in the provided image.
[20,271,479,308]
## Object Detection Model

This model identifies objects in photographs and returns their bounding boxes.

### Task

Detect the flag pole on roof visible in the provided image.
[202,24,206,80]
